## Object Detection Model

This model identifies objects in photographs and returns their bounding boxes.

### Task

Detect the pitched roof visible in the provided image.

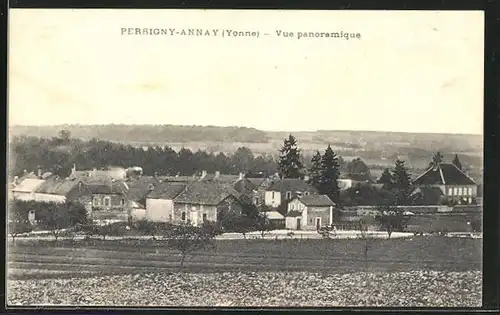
[412,163,477,186]
[85,180,128,195]
[266,179,317,193]
[34,178,83,196]
[264,211,285,220]
[147,182,187,199]
[233,178,257,195]
[19,172,39,181]
[126,176,161,201]
[12,179,46,193]
[286,210,303,217]
[247,177,266,187]
[294,194,335,207]
[173,182,240,206]
[161,175,198,183]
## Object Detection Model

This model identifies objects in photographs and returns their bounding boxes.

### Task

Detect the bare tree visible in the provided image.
[375,203,410,239]
[358,219,377,272]
[164,223,216,271]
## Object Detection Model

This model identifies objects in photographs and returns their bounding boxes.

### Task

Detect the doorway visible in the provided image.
[296,218,301,230]
[316,217,321,229]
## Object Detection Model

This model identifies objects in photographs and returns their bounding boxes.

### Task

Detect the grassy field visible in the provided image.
[7,237,482,307]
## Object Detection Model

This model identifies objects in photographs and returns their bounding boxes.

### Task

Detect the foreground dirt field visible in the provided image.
[8,270,481,307]
[6,237,482,307]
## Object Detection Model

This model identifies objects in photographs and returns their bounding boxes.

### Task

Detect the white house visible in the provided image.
[145,182,187,222]
[285,195,336,230]
[264,178,318,208]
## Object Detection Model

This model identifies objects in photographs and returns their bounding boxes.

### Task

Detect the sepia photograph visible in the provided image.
[6,9,484,307]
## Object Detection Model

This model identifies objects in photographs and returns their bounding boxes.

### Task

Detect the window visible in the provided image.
[120,199,125,206]
[181,212,186,221]
[202,213,207,222]
[468,188,472,195]
[291,204,295,210]
[453,188,458,195]
[448,188,453,195]
[104,197,111,207]
[458,188,463,195]
[93,196,101,207]
[272,191,275,199]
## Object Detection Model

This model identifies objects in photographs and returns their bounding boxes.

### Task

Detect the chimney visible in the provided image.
[37,168,43,178]
[72,164,76,174]
[92,168,97,177]
[13,176,19,186]
[239,172,244,180]
[201,170,207,180]
[215,171,220,180]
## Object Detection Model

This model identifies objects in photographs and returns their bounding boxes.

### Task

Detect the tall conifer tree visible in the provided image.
[308,150,322,189]
[278,134,304,179]
[319,145,340,203]
[391,159,413,205]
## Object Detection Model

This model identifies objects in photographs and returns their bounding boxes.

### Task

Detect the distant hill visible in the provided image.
[9,124,483,174]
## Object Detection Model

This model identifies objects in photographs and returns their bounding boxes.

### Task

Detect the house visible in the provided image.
[246,177,271,206]
[33,178,93,213]
[285,195,336,230]
[172,182,243,226]
[145,182,188,222]
[68,165,127,181]
[126,176,161,219]
[263,210,285,228]
[85,179,130,221]
[198,170,242,184]
[264,178,318,208]
[412,163,478,204]
[11,178,46,201]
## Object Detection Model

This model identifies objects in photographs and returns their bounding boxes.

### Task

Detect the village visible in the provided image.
[8,134,482,238]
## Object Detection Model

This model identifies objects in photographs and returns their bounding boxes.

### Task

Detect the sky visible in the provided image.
[9,9,484,135]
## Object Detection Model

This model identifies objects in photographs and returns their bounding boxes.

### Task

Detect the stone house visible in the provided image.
[32,178,93,212]
[85,179,129,221]
[172,182,243,226]
[145,182,188,222]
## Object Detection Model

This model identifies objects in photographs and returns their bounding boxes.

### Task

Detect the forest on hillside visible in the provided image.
[9,132,378,180]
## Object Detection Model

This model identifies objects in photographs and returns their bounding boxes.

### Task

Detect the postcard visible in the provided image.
[7,9,484,307]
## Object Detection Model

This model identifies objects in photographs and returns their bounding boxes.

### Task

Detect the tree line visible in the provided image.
[9,132,278,178]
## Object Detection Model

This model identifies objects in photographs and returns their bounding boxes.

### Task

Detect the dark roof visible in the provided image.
[126,176,161,201]
[412,186,444,196]
[85,180,128,195]
[266,179,317,193]
[34,178,83,196]
[147,182,187,199]
[247,178,266,187]
[233,178,257,195]
[412,163,477,186]
[294,195,335,207]
[200,173,241,183]
[286,210,303,217]
[173,182,240,206]
[161,176,197,183]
